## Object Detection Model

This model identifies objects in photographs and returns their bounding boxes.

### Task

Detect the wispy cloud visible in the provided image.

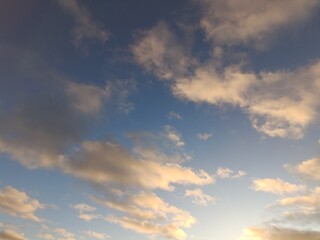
[0,229,28,240]
[197,132,212,141]
[216,167,246,179]
[197,0,320,47]
[97,191,195,240]
[56,0,109,48]
[132,22,195,80]
[241,226,320,240]
[285,157,320,181]
[85,230,110,239]
[185,188,216,206]
[251,178,305,195]
[71,203,100,221]
[168,111,183,120]
[0,186,43,222]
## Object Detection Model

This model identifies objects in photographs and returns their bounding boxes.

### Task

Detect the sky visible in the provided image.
[0,0,320,240]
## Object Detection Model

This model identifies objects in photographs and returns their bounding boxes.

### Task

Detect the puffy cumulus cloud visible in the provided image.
[173,60,320,139]
[173,64,255,107]
[241,226,320,240]
[285,157,320,181]
[56,0,109,47]
[0,186,43,222]
[216,167,246,179]
[251,178,305,195]
[99,191,195,240]
[197,132,212,141]
[163,125,185,148]
[197,0,320,46]
[85,230,110,239]
[71,203,99,221]
[55,228,75,240]
[0,229,28,240]
[0,45,111,169]
[185,188,215,206]
[132,22,195,80]
[63,141,213,191]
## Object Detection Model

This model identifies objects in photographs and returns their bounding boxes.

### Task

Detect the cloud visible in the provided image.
[128,130,191,164]
[251,178,305,195]
[55,228,75,240]
[63,141,213,191]
[36,233,54,240]
[71,203,99,221]
[241,226,320,240]
[173,60,320,139]
[0,45,111,169]
[285,157,320,181]
[185,188,215,206]
[197,0,320,46]
[173,64,255,107]
[216,167,246,179]
[85,231,110,239]
[168,111,183,120]
[163,125,185,148]
[56,0,109,47]
[100,191,195,240]
[0,186,43,222]
[132,22,195,80]
[0,229,28,240]
[197,132,212,141]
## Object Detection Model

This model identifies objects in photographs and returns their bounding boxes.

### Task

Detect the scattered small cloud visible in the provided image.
[197,132,212,141]
[163,125,185,148]
[55,228,75,240]
[168,111,183,120]
[216,167,246,179]
[71,203,100,221]
[85,230,110,240]
[251,178,305,195]
[185,188,216,206]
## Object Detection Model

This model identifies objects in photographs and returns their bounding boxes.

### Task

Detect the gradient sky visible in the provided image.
[0,1,320,240]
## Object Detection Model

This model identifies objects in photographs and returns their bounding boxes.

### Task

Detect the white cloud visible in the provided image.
[56,0,109,47]
[71,203,99,221]
[251,178,305,195]
[163,125,185,148]
[285,157,320,181]
[0,229,28,240]
[173,60,320,139]
[55,228,75,240]
[0,186,43,222]
[197,132,212,141]
[85,231,110,240]
[198,0,320,46]
[185,188,215,206]
[168,111,183,120]
[216,167,246,179]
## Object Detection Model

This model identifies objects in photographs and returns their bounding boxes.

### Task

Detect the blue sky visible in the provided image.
[0,1,320,240]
